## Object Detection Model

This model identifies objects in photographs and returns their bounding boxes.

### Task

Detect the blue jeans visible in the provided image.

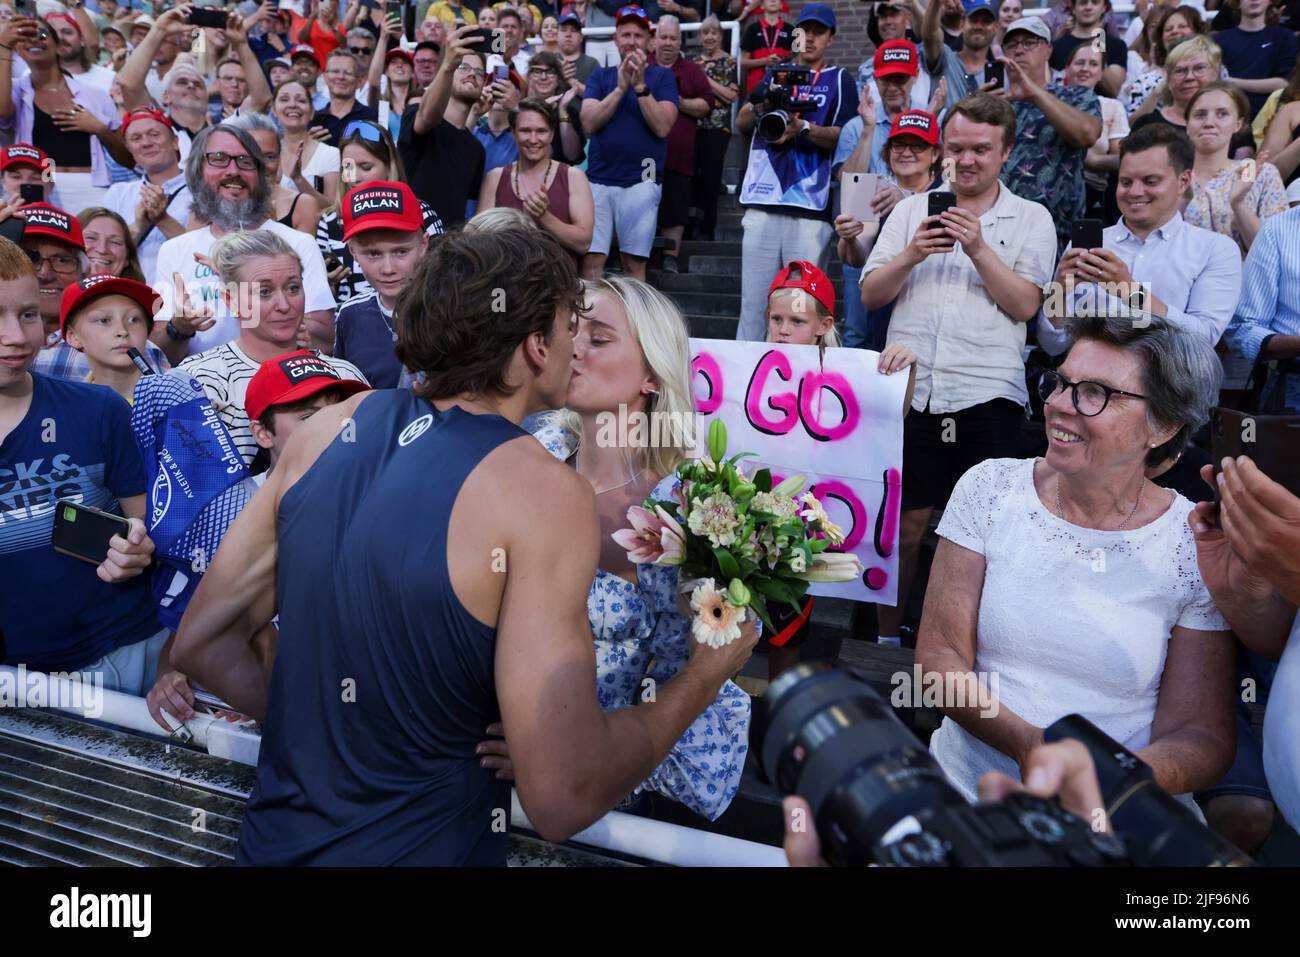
[76,628,171,698]
[841,264,892,352]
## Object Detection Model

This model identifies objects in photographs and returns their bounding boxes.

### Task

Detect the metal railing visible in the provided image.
[1,663,787,867]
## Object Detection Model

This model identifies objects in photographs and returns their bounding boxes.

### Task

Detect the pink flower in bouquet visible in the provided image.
[612,505,687,566]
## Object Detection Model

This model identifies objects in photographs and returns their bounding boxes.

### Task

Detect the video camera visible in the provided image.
[759,662,1251,867]
[751,65,819,144]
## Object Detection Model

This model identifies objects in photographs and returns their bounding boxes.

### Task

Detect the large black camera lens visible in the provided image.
[762,661,968,866]
[756,109,791,143]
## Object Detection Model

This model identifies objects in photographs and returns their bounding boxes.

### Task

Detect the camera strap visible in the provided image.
[136,185,188,247]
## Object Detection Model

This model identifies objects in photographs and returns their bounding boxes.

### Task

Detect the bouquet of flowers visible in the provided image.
[612,420,863,648]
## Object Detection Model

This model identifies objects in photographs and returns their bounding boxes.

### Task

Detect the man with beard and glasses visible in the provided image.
[149,125,336,366]
[46,11,115,95]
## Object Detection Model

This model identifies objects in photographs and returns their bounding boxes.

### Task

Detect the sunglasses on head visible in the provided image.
[342,120,385,143]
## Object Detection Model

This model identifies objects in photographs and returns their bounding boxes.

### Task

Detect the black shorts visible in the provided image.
[657,169,693,229]
[902,398,1026,511]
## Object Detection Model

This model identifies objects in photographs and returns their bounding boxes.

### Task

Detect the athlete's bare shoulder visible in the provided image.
[270,392,375,502]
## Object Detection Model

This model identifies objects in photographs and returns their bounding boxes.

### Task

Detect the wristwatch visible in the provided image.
[796,121,813,141]
[635,85,651,97]
[166,320,195,342]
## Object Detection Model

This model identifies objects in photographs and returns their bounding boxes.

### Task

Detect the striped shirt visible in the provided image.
[1224,205,1300,410]
[178,342,368,464]
[315,200,445,303]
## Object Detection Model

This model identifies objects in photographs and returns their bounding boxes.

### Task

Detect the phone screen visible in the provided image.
[189,7,230,28]
[18,183,42,206]
[51,501,130,565]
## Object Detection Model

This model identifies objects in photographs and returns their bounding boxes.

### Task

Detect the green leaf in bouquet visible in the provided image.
[748,590,775,635]
[807,535,830,553]
[713,546,740,580]
[707,419,727,464]
[753,468,772,493]
[783,575,810,599]
[726,451,757,467]
[753,576,796,606]
[736,556,760,578]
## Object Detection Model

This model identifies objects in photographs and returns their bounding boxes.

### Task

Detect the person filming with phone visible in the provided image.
[0,236,164,698]
[1038,123,1242,357]
[861,92,1057,648]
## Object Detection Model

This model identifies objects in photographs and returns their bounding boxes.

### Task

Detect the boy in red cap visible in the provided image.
[0,144,52,207]
[245,350,371,479]
[59,275,162,404]
[334,181,430,388]
[761,259,916,675]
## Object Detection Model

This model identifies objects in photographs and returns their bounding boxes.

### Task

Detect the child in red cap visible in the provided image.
[761,259,917,677]
[59,275,161,404]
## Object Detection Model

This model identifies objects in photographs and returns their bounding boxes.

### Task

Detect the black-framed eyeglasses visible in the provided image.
[204,151,258,170]
[349,46,374,55]
[1038,370,1148,417]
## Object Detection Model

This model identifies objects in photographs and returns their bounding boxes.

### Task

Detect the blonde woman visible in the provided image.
[481,277,753,821]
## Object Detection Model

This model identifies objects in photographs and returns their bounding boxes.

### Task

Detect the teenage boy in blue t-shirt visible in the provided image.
[0,238,164,692]
[580,5,680,281]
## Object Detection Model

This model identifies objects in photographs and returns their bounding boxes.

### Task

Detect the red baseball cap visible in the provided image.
[121,107,174,137]
[888,109,940,146]
[59,274,161,337]
[768,260,835,316]
[44,12,82,38]
[245,350,370,424]
[289,44,322,68]
[615,4,651,28]
[22,204,84,251]
[874,39,919,78]
[0,143,47,173]
[385,47,414,67]
[342,182,423,241]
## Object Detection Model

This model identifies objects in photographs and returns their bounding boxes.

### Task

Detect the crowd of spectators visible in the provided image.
[0,0,1299,866]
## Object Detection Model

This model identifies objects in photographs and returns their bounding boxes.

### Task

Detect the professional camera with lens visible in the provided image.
[760,662,1251,867]
[751,65,819,144]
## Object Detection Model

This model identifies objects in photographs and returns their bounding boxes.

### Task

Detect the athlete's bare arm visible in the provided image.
[171,394,373,720]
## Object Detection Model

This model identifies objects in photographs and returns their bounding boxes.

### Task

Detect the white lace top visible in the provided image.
[928,458,1229,800]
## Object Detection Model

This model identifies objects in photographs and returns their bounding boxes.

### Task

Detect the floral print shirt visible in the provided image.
[1184,160,1290,256]
[694,54,738,132]
[1004,82,1102,248]
[532,421,752,821]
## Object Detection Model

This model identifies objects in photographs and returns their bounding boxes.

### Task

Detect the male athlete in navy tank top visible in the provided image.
[236,391,524,865]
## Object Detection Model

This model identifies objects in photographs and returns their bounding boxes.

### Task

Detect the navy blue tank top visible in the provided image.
[236,391,526,866]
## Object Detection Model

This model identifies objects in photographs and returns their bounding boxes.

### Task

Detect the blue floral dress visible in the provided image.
[534,422,751,821]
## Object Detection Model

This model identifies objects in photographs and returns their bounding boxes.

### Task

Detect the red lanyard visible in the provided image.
[801,66,823,99]
[760,19,783,51]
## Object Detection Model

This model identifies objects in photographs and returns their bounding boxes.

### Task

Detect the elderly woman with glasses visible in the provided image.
[916,314,1234,807]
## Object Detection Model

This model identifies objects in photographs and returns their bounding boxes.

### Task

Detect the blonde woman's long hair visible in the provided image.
[548,276,697,479]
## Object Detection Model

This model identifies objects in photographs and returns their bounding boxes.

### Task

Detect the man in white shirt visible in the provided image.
[1039,122,1242,356]
[150,125,336,366]
[104,108,192,285]
[861,92,1057,645]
